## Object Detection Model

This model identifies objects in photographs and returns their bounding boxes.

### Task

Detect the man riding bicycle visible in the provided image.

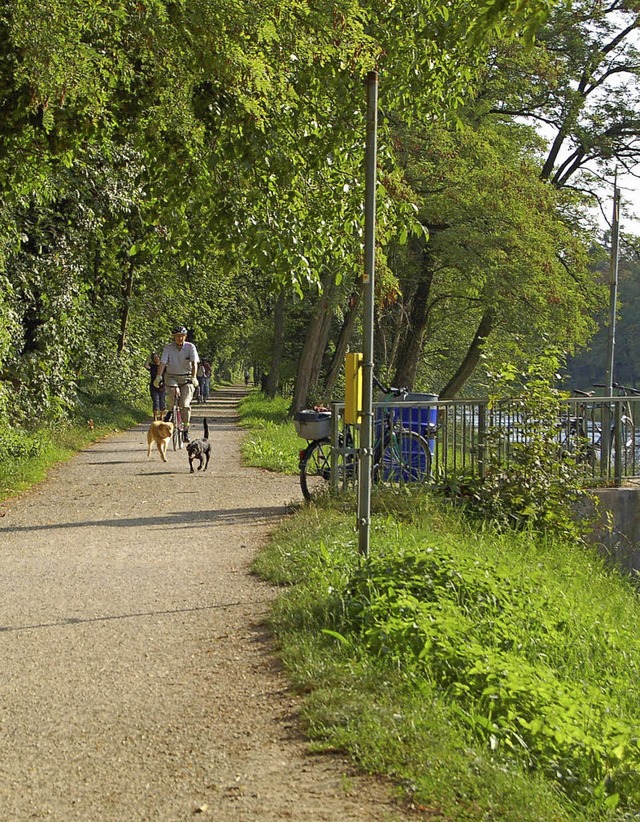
[154,326,199,443]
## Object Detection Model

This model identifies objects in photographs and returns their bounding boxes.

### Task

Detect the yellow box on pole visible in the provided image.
[345,352,363,425]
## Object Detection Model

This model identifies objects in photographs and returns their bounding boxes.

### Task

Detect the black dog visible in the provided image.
[186,418,211,473]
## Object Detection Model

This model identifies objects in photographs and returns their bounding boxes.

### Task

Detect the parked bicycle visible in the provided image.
[296,376,432,502]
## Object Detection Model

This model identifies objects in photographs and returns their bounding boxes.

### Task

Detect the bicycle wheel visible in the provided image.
[172,407,182,450]
[374,429,431,485]
[300,438,332,501]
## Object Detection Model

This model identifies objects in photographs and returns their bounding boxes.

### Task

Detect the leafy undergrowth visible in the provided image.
[254,495,640,820]
[0,390,148,501]
[238,391,300,473]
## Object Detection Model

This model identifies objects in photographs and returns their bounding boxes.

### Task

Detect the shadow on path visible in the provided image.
[0,506,288,534]
[0,597,274,635]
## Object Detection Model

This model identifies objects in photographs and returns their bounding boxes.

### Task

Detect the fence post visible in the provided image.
[330,403,340,493]
[478,403,487,479]
[614,399,622,486]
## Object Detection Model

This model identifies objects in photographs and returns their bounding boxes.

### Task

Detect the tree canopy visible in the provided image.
[0,0,633,421]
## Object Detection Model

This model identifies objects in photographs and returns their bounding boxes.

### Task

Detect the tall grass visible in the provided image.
[243,396,640,820]
[238,391,300,473]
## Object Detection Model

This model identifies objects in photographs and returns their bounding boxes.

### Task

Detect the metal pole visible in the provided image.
[603,173,621,467]
[358,70,378,557]
[605,172,621,396]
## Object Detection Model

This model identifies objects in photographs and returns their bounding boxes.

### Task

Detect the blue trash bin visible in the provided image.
[372,392,438,482]
[398,393,438,455]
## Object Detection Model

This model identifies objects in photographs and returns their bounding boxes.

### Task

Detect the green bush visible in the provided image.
[436,353,588,540]
[0,427,46,462]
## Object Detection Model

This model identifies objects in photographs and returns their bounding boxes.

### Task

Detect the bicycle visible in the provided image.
[297,377,432,502]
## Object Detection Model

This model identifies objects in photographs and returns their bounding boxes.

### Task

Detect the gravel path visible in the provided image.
[0,386,411,821]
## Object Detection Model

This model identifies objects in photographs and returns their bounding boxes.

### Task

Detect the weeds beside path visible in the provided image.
[0,386,411,821]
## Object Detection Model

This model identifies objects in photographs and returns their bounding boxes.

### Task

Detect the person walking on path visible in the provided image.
[145,351,167,421]
[201,358,212,401]
[155,325,199,442]
[0,385,407,822]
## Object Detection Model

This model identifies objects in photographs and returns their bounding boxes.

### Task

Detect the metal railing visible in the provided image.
[559,394,640,484]
[328,395,640,492]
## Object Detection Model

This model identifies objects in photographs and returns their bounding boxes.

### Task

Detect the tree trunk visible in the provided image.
[323,286,362,402]
[265,289,285,399]
[291,276,336,413]
[117,262,135,354]
[309,303,334,389]
[439,308,495,399]
[391,247,435,388]
[385,303,404,375]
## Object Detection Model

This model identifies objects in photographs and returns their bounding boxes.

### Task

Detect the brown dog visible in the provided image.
[147,420,174,462]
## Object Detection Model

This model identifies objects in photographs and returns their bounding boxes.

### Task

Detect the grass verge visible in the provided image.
[241,396,640,821]
[238,390,300,474]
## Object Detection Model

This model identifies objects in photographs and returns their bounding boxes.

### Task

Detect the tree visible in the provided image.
[480,0,640,200]
[378,117,601,397]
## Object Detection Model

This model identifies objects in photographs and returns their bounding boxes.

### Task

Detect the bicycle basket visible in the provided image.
[294,410,332,440]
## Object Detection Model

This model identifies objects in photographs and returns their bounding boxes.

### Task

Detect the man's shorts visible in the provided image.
[165,376,195,408]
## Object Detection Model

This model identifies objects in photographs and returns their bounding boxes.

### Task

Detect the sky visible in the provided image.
[617,173,640,236]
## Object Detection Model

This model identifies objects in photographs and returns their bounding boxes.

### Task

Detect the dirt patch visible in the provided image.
[0,386,415,821]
